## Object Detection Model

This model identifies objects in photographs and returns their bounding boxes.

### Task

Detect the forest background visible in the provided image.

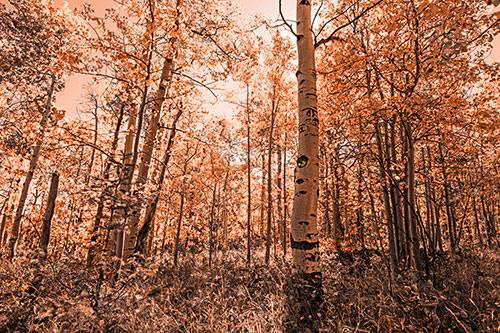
[1,0,500,332]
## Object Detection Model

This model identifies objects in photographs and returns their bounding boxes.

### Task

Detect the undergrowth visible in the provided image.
[0,246,499,332]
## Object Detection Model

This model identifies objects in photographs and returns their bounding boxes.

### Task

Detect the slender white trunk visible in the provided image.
[9,76,56,258]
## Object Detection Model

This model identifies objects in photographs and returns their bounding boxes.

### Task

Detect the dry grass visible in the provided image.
[0,245,499,332]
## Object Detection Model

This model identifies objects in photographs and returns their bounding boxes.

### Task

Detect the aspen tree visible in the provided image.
[122,0,182,261]
[288,0,323,327]
[9,76,56,258]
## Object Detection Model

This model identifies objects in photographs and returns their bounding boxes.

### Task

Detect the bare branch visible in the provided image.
[279,0,298,38]
[315,0,383,49]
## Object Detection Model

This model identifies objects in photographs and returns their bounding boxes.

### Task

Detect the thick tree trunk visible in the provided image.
[40,172,59,257]
[287,0,323,329]
[9,76,56,258]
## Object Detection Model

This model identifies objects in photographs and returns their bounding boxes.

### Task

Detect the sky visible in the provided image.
[2,0,500,115]
[49,0,295,116]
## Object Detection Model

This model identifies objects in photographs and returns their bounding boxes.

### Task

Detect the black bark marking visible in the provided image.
[297,155,309,168]
[304,107,318,118]
[310,214,316,217]
[291,234,319,250]
[298,124,308,133]
[297,179,304,184]
[299,0,311,5]
[306,233,316,239]
[299,190,307,195]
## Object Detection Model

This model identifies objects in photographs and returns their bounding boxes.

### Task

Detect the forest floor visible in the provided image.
[0,244,499,332]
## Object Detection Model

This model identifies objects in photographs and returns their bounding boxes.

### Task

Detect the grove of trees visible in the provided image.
[1,0,499,331]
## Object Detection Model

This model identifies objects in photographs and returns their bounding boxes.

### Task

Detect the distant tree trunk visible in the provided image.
[0,180,16,248]
[405,119,422,271]
[265,97,277,265]
[375,122,397,271]
[473,195,483,246]
[0,203,13,247]
[480,194,496,245]
[439,142,457,250]
[246,84,252,265]
[321,150,332,237]
[87,103,124,267]
[260,152,266,239]
[86,100,99,186]
[0,212,7,248]
[9,76,56,258]
[282,133,287,257]
[390,117,404,261]
[288,0,323,329]
[222,168,230,248]
[209,183,217,269]
[356,145,365,248]
[276,145,283,251]
[135,107,183,254]
[40,172,59,257]
[422,147,434,253]
[331,151,344,250]
[173,190,185,267]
